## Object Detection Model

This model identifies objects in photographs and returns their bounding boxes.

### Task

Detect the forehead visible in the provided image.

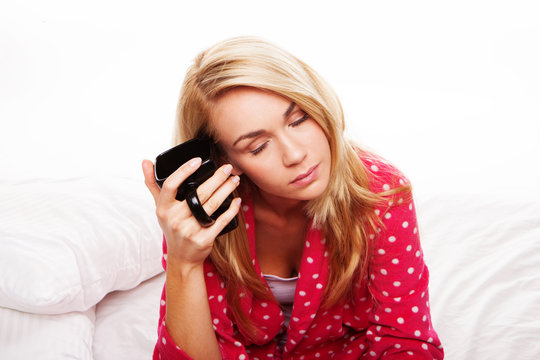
[210,87,292,142]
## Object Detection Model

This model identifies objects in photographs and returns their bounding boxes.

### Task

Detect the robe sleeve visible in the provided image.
[364,162,444,359]
[152,237,251,360]
[152,281,253,360]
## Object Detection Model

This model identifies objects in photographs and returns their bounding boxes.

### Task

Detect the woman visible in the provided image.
[142,36,444,360]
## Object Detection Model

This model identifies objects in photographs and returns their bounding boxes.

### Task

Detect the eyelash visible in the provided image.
[250,142,268,155]
[249,112,309,155]
[290,112,309,127]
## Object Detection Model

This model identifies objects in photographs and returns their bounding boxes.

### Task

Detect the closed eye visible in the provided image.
[290,112,309,127]
[250,141,268,155]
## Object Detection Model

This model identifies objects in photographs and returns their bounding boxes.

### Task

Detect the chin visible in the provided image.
[292,180,329,201]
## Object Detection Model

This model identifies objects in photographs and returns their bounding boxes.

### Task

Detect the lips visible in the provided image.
[290,164,319,184]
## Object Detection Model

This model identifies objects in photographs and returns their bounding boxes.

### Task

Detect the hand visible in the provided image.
[142,158,241,270]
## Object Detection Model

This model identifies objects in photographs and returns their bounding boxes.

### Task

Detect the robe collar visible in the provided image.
[239,192,329,353]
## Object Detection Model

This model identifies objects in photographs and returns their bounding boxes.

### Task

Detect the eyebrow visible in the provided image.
[283,101,296,118]
[232,102,296,147]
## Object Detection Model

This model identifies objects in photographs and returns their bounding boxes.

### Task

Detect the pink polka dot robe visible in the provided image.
[154,153,444,359]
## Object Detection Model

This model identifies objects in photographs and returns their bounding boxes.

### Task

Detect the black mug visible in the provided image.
[154,136,238,236]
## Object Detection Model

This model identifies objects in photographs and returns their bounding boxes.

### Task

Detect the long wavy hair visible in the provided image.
[173,36,409,336]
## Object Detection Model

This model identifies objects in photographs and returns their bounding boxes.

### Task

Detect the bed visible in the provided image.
[1,176,539,359]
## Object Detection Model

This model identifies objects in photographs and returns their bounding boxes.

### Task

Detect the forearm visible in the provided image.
[165,261,222,360]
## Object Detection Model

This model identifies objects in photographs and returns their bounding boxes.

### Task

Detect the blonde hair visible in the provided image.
[174,36,409,336]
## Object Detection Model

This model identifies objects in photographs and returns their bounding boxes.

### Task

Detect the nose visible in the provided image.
[280,134,306,167]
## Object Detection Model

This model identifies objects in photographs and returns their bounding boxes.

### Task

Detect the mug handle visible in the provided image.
[185,184,216,227]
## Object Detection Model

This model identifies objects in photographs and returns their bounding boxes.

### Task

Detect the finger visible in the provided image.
[207,197,242,238]
[160,157,202,203]
[201,175,241,216]
[142,159,160,205]
[195,164,234,204]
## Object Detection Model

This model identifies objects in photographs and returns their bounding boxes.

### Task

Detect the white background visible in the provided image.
[1,0,539,196]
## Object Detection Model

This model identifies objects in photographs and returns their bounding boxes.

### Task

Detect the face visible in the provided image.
[211,87,332,203]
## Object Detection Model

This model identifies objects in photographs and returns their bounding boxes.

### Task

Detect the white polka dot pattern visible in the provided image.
[153,152,444,359]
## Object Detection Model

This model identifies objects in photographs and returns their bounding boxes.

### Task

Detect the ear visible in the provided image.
[212,140,242,175]
[231,165,243,176]
[215,147,243,176]
[226,157,243,175]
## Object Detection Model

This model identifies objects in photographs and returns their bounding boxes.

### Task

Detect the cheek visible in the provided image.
[235,157,284,191]
[305,126,331,157]
[240,160,273,182]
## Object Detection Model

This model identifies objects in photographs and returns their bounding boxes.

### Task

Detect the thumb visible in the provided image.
[142,159,160,206]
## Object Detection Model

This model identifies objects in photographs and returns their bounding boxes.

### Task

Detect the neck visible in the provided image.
[252,187,307,223]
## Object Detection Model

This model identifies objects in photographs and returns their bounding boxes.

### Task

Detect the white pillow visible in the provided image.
[0,306,95,360]
[0,177,163,314]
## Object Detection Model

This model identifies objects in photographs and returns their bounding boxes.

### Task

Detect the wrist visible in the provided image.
[166,259,205,280]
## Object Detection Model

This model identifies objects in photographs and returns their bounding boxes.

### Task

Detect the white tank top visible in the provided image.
[263,273,298,347]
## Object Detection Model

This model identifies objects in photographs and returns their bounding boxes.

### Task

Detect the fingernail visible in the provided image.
[234,198,242,206]
[189,158,202,167]
[231,175,240,184]
[223,164,233,175]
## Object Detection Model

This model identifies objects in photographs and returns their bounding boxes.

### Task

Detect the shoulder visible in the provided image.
[351,145,411,194]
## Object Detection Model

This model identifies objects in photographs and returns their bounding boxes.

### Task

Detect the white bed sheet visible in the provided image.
[93,272,165,360]
[415,191,540,359]
[0,306,95,360]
